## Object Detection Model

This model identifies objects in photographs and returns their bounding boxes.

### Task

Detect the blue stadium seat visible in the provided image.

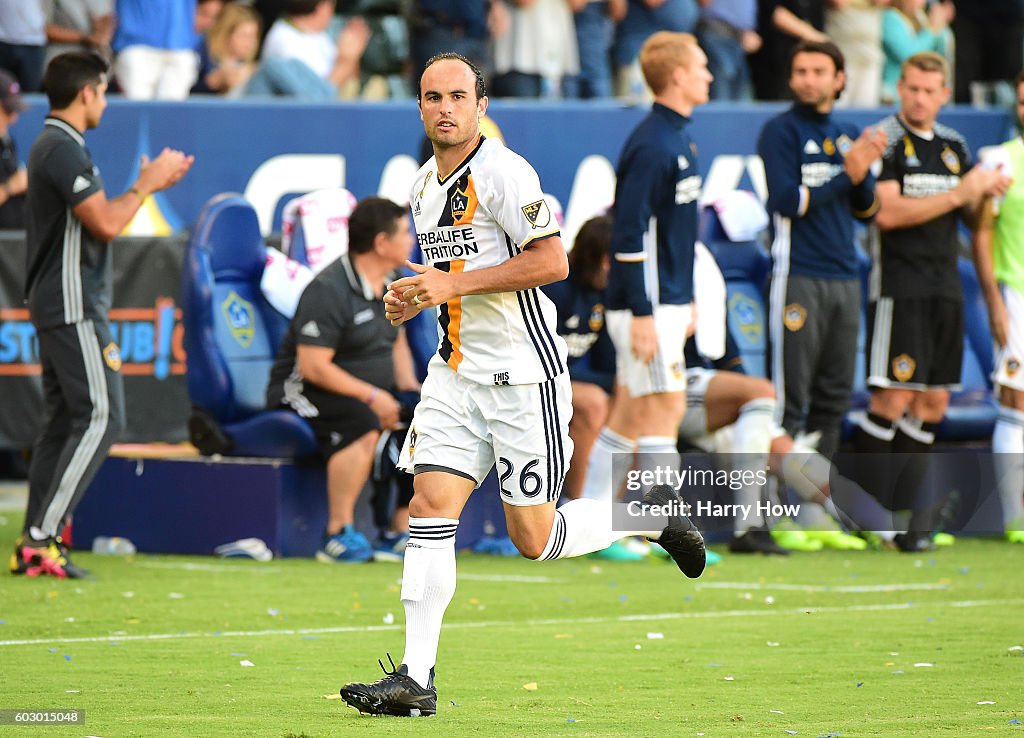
[701,205,771,377]
[182,193,319,458]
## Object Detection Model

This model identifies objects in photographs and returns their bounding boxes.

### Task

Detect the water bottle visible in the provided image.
[91,536,137,556]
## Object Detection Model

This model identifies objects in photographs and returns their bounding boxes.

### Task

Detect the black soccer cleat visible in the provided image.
[339,654,437,717]
[728,528,791,556]
[643,484,706,578]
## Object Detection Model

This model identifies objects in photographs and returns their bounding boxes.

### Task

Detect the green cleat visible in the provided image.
[770,518,823,552]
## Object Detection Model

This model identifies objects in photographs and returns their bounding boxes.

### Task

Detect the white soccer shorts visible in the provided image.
[398,357,574,506]
[605,303,692,397]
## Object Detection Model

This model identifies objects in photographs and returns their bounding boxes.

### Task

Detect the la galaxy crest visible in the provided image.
[449,187,469,221]
[892,353,916,383]
[221,290,255,348]
[941,146,960,174]
[103,342,122,372]
[783,303,807,332]
[521,199,551,229]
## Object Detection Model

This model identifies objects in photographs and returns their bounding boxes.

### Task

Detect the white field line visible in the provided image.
[2,598,1022,649]
[458,574,564,583]
[696,582,950,593]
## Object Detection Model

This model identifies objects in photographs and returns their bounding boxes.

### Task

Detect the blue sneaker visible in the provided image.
[316,526,373,563]
[373,532,410,562]
[471,535,520,556]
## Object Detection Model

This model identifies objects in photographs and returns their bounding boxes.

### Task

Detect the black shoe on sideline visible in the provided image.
[729,528,791,556]
[894,532,937,553]
[340,654,437,717]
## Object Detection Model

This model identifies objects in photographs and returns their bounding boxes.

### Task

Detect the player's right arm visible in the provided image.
[73,148,193,242]
[971,197,1008,346]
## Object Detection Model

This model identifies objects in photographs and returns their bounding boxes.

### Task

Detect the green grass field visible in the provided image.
[1,506,1023,738]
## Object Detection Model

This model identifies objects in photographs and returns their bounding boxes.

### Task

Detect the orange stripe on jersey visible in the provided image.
[441,259,466,371]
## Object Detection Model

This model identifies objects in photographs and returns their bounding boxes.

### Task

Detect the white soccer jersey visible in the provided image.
[410,136,568,386]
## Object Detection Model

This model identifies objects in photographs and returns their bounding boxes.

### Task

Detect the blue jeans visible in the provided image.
[613,0,698,68]
[243,57,335,100]
[564,2,614,99]
[698,21,751,101]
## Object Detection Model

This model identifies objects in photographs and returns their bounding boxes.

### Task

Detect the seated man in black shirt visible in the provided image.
[266,196,421,563]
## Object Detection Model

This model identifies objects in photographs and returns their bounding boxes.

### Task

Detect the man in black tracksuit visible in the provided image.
[11,52,192,579]
[758,39,885,461]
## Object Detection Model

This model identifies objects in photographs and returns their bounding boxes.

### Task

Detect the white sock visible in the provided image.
[636,435,679,480]
[994,407,1024,528]
[401,517,458,688]
[538,500,660,560]
[581,427,636,502]
[730,398,775,531]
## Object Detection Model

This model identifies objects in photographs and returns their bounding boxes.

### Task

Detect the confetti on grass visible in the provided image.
[522,682,538,692]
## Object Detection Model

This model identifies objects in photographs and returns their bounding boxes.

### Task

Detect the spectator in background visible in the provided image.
[113,0,203,99]
[409,1,503,87]
[612,0,698,102]
[565,0,626,99]
[971,71,1024,544]
[697,0,761,101]
[0,70,28,229]
[0,0,47,92]
[245,0,371,100]
[826,0,888,108]
[193,2,262,96]
[752,0,826,101]
[492,0,580,98]
[758,40,884,462]
[881,0,952,104]
[266,196,420,563]
[952,0,1024,107]
[43,0,115,65]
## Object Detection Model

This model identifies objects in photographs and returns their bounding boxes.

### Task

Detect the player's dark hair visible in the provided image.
[569,214,612,292]
[418,52,487,101]
[788,39,846,100]
[789,39,845,76]
[43,51,109,110]
[349,196,407,255]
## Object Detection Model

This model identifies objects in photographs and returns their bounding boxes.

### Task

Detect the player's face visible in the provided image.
[789,52,843,111]
[418,59,487,151]
[677,46,712,109]
[1016,82,1024,127]
[83,76,109,130]
[897,66,949,130]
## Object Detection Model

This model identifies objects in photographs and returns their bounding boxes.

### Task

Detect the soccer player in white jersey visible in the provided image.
[338,52,706,718]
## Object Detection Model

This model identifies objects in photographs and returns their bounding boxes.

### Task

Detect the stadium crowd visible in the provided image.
[0,0,1021,104]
